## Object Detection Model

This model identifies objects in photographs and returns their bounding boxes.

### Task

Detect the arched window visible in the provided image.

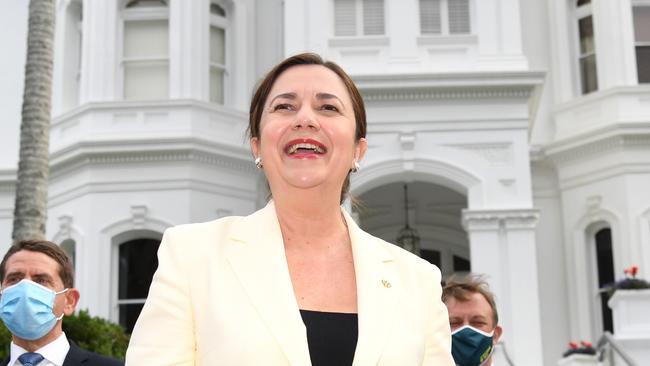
[121,0,169,100]
[419,0,470,35]
[594,227,614,333]
[209,1,229,104]
[576,0,598,94]
[60,239,76,269]
[117,238,160,333]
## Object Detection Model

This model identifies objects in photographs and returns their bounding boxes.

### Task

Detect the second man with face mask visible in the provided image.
[443,275,503,366]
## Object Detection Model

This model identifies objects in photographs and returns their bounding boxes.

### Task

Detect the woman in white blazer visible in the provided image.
[126,53,454,366]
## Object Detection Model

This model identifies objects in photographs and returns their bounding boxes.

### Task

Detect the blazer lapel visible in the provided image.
[225,201,311,366]
[344,210,400,366]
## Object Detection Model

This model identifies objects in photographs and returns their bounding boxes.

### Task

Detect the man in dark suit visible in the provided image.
[0,240,122,366]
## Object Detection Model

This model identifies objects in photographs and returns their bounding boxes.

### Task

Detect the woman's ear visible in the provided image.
[354,138,368,162]
[250,137,260,159]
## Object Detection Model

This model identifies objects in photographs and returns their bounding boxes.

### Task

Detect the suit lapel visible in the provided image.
[62,342,87,366]
[226,201,311,366]
[343,211,400,366]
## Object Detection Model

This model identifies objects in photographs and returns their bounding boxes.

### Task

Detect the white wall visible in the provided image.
[0,1,28,170]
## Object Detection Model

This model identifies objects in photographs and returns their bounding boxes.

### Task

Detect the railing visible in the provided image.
[596,331,637,366]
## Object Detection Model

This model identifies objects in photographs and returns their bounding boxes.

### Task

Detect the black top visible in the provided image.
[300,309,358,366]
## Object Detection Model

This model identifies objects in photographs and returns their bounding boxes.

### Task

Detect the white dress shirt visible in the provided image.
[9,332,71,366]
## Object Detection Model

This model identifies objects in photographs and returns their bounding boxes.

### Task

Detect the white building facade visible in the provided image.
[0,0,649,365]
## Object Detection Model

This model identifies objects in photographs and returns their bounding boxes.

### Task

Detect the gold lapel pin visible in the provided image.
[381,279,392,288]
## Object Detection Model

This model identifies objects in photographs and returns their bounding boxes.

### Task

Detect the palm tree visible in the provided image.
[12,0,56,241]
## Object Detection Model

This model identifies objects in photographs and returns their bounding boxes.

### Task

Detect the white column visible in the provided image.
[463,209,544,366]
[592,0,637,88]
[169,0,205,100]
[82,0,118,102]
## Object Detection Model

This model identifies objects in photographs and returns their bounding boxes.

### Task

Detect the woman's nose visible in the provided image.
[292,108,320,130]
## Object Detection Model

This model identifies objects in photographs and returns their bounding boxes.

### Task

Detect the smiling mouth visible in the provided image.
[285,139,327,155]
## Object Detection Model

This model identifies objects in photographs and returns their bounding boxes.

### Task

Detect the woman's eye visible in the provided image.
[320,104,339,112]
[273,103,294,111]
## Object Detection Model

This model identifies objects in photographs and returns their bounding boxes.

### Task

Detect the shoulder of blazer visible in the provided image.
[63,342,124,366]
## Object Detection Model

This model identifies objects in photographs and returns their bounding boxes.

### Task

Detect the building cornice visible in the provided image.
[52,99,248,127]
[352,70,546,101]
[544,123,650,164]
[49,137,256,179]
[462,208,540,231]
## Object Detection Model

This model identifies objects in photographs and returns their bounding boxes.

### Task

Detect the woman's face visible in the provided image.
[251,65,367,196]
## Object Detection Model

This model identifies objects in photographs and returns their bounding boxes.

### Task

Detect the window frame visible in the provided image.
[209,1,230,105]
[632,1,650,83]
[118,0,170,100]
[114,237,161,333]
[333,0,386,37]
[574,0,599,95]
[418,0,473,36]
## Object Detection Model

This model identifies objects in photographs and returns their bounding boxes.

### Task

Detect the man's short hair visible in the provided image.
[0,240,74,288]
[443,274,499,326]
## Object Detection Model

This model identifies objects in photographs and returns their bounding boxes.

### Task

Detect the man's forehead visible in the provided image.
[4,250,61,277]
[446,292,493,317]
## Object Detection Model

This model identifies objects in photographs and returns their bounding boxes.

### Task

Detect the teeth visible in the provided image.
[288,143,324,154]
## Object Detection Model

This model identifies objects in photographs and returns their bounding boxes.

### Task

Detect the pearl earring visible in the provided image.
[254,157,263,169]
[351,161,360,173]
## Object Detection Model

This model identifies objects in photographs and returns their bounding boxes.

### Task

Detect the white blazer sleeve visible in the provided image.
[422,265,455,365]
[125,227,196,366]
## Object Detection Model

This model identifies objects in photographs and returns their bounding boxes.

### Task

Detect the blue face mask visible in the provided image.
[451,325,495,366]
[0,279,68,340]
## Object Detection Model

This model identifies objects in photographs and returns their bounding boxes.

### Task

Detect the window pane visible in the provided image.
[124,20,169,58]
[420,249,441,267]
[580,54,598,94]
[118,238,160,299]
[595,228,614,333]
[363,0,385,35]
[637,46,650,83]
[420,0,441,34]
[578,16,595,54]
[334,0,356,36]
[453,255,470,272]
[119,303,144,333]
[210,3,226,16]
[448,0,470,34]
[210,26,225,65]
[633,7,650,42]
[126,0,167,8]
[61,239,76,268]
[210,67,224,104]
[124,62,169,100]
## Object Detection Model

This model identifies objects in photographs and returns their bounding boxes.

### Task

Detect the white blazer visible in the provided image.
[125,201,454,365]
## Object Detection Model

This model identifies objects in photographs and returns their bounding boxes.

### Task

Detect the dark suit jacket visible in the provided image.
[1,342,123,366]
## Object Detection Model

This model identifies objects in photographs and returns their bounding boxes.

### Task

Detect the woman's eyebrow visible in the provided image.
[315,93,345,109]
[269,92,297,105]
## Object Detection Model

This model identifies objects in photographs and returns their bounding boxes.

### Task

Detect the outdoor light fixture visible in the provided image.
[396,184,420,255]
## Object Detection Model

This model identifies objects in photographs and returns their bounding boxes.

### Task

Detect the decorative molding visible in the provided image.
[361,87,532,102]
[50,148,257,181]
[462,209,540,231]
[546,126,650,165]
[445,143,513,165]
[58,215,74,238]
[130,205,148,230]
[328,36,389,48]
[399,133,416,151]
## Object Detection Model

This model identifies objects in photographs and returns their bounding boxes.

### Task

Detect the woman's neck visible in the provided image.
[273,191,349,250]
